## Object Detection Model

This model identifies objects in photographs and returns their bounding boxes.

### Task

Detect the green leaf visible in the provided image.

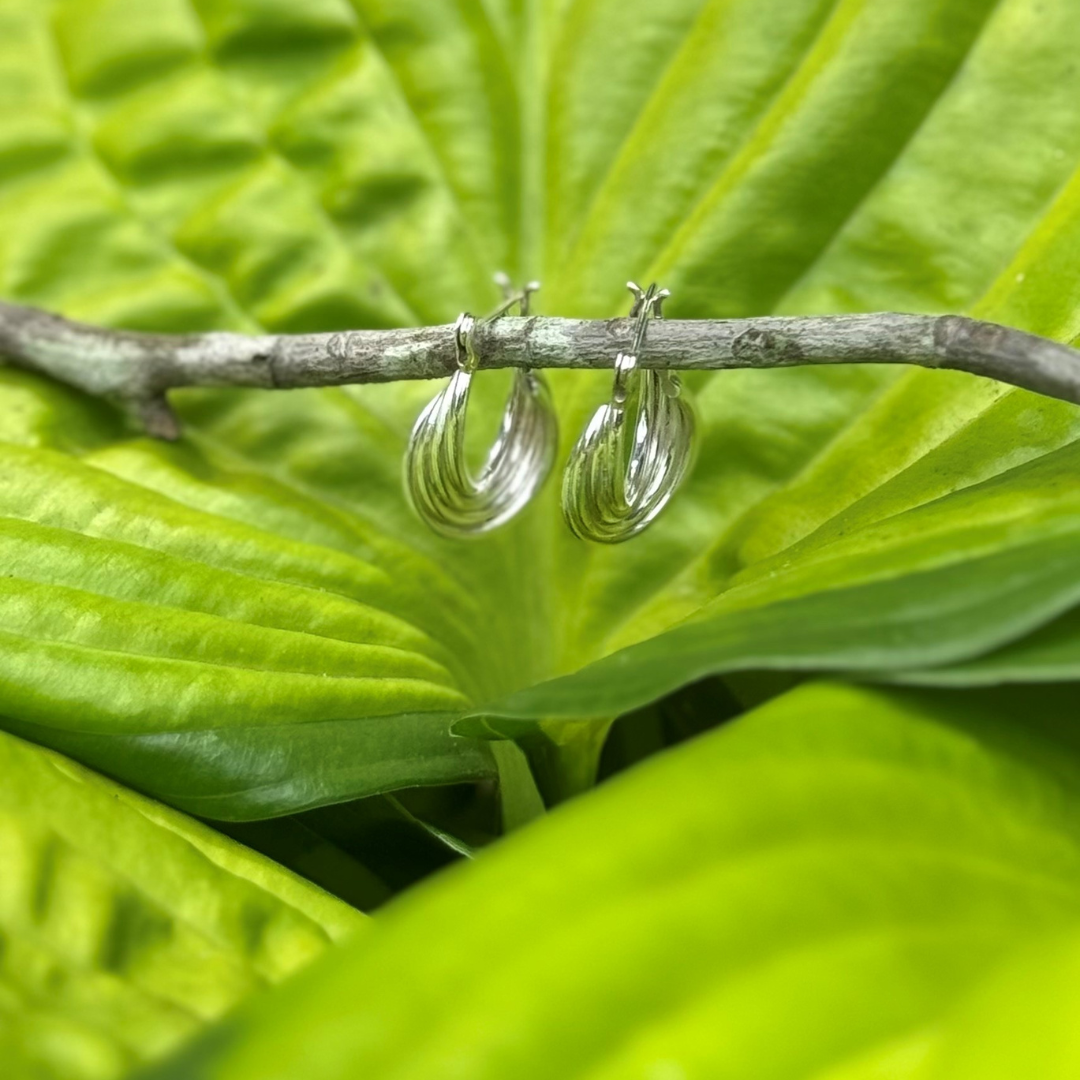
[0,726,364,1080]
[3,0,1080,810]
[142,680,1080,1078]
[913,928,1080,1079]
[881,607,1080,688]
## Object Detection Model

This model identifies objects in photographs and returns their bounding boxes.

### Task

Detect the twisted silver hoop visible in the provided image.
[562,282,696,543]
[405,283,558,538]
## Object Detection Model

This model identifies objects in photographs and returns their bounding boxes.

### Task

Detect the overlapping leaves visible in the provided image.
[2,0,1080,813]
[146,681,1080,1078]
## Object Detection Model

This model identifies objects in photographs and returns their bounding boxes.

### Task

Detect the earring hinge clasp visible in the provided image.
[453,276,541,374]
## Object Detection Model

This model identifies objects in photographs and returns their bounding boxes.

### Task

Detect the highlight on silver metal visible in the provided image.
[404,279,557,538]
[562,281,696,544]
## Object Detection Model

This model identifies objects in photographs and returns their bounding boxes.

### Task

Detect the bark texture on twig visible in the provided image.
[1,299,1078,438]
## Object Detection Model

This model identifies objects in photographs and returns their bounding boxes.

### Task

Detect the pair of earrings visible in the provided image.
[404,281,695,544]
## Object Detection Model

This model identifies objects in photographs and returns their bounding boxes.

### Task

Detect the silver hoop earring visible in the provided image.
[562,281,695,543]
[405,282,558,538]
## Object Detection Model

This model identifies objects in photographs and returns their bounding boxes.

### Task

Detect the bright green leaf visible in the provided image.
[914,928,1080,1079]
[3,0,1080,810]
[0,727,364,1080]
[142,681,1080,1078]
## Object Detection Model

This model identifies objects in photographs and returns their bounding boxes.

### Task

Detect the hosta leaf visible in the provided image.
[470,466,1080,730]
[2,0,1080,810]
[913,928,1080,1079]
[0,726,364,1080]
[144,681,1080,1078]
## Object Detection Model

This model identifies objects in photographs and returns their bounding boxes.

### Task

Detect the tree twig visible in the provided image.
[1,299,1078,439]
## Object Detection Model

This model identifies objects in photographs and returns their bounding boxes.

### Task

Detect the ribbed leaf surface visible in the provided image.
[0,728,363,1080]
[2,0,1080,809]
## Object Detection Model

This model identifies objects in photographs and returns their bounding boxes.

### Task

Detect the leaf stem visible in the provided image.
[521,720,613,806]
